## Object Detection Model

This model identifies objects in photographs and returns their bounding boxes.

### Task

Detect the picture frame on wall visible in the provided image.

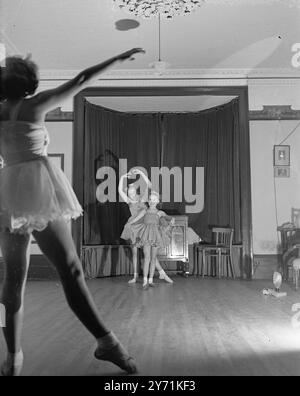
[32,153,65,244]
[274,166,290,178]
[273,145,290,167]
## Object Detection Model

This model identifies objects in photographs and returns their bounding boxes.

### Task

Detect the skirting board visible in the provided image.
[253,255,281,280]
[0,254,281,281]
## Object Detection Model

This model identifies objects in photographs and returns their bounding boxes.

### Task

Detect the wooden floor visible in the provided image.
[1,276,300,376]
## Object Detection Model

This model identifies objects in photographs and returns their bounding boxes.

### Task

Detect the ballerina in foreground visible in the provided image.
[0,48,145,376]
[119,169,174,284]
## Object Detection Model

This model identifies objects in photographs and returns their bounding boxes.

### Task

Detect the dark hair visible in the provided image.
[0,56,39,101]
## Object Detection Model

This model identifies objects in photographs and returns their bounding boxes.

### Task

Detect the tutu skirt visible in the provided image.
[121,215,145,245]
[0,157,83,234]
[135,224,172,248]
[132,213,173,248]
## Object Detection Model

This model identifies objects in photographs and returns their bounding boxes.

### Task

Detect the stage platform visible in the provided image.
[1,277,300,376]
[0,245,244,281]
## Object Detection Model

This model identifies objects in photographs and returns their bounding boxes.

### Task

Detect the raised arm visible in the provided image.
[32,48,145,114]
[118,173,132,204]
[131,169,152,202]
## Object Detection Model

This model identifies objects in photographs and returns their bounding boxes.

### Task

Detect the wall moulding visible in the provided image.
[39,68,300,81]
[47,105,300,122]
[249,105,300,120]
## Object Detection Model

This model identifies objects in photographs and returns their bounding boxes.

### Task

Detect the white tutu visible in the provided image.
[0,157,83,234]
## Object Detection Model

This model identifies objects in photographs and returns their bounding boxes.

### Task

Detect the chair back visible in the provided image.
[212,228,234,248]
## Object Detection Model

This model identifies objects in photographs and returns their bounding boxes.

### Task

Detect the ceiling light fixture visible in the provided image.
[149,14,170,75]
[113,0,205,19]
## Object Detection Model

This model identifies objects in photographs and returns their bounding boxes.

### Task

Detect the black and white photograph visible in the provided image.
[0,0,300,380]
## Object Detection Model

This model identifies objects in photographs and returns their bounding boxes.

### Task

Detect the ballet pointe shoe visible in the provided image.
[159,271,174,284]
[1,351,24,377]
[95,343,137,374]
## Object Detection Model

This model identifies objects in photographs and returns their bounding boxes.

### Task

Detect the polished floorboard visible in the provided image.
[1,276,300,376]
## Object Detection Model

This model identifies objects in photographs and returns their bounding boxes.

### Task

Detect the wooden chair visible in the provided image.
[201,228,235,279]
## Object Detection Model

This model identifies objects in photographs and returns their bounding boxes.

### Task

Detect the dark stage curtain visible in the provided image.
[84,102,161,245]
[162,100,242,243]
[83,99,242,245]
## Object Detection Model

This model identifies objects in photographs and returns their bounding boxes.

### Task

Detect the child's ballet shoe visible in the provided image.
[95,343,137,374]
[148,282,156,287]
[1,351,24,377]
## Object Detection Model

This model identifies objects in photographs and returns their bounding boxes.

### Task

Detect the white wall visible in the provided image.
[250,120,300,255]
[248,80,300,255]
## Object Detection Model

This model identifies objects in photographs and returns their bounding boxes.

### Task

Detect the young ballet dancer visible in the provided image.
[129,191,175,290]
[119,169,173,284]
[0,48,145,376]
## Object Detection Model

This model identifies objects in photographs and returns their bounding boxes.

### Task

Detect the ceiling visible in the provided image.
[1,0,300,73]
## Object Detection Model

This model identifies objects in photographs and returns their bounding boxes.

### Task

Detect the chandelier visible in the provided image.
[113,0,300,19]
[113,0,205,18]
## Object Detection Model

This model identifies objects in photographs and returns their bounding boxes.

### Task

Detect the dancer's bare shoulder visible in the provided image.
[0,99,45,124]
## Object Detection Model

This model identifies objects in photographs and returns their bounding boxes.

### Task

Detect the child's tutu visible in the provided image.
[135,225,170,248]
[135,213,172,248]
[0,157,83,234]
